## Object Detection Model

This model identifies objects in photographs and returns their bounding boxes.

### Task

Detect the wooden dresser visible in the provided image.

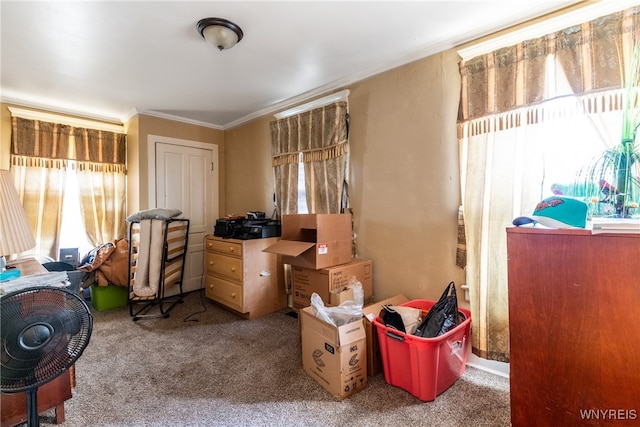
[204,235,286,319]
[1,258,73,427]
[506,227,640,426]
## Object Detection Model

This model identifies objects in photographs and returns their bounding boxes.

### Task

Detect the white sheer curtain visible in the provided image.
[459,101,622,361]
[458,6,638,362]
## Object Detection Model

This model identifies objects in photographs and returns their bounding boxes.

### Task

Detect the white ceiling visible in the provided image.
[0,1,598,129]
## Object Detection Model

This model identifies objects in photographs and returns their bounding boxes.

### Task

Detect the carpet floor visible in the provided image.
[30,290,510,426]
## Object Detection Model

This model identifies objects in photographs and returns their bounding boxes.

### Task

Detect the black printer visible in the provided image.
[238,219,281,239]
[214,212,281,239]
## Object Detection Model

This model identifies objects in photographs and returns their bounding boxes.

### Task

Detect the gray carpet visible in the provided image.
[33,290,510,427]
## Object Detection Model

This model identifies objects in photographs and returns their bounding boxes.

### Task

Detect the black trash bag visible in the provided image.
[379,305,407,332]
[414,281,459,338]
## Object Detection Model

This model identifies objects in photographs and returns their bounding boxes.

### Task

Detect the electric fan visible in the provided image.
[1,286,93,427]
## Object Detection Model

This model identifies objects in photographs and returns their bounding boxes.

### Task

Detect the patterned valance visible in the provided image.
[270,101,349,166]
[11,117,126,166]
[457,89,631,139]
[459,6,640,123]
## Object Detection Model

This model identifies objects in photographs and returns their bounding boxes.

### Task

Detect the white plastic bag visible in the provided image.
[310,277,364,326]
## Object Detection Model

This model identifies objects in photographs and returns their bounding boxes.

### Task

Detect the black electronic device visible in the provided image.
[214,213,280,239]
[238,220,281,240]
[214,217,245,238]
[247,211,266,220]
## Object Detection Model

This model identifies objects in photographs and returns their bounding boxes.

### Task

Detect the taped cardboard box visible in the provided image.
[300,305,368,400]
[263,214,352,270]
[363,294,409,377]
[292,258,373,309]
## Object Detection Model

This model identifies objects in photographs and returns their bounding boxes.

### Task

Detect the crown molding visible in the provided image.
[273,90,350,119]
[135,109,224,130]
[2,95,124,127]
[7,106,125,133]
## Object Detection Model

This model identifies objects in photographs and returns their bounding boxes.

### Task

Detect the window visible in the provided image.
[59,164,96,259]
[297,158,308,214]
[271,100,349,215]
[456,6,639,363]
[9,111,127,260]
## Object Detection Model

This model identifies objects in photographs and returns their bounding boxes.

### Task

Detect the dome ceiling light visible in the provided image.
[196,17,244,51]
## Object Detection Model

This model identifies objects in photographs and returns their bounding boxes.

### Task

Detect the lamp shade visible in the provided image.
[0,169,36,257]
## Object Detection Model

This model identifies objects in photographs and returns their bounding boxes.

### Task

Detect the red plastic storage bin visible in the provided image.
[373,299,472,401]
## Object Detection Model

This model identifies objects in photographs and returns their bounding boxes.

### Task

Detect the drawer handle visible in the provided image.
[230,267,236,272]
[229,246,235,252]
[209,260,213,266]
[208,284,213,289]
[231,292,236,299]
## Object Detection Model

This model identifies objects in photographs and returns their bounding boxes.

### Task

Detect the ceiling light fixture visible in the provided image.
[196,18,243,51]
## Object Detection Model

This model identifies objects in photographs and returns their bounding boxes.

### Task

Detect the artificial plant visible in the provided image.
[573,40,640,218]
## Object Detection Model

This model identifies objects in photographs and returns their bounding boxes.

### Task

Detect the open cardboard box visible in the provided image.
[300,305,368,399]
[263,214,352,270]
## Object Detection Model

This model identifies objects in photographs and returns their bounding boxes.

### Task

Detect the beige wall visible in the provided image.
[225,50,466,303]
[1,48,465,304]
[351,50,465,302]
[127,114,225,215]
[224,115,276,216]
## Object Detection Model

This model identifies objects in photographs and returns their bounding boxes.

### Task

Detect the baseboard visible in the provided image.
[466,353,510,378]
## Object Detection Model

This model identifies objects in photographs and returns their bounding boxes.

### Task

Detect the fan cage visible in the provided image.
[1,286,93,393]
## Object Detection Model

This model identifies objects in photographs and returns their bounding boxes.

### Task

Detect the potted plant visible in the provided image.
[573,41,640,218]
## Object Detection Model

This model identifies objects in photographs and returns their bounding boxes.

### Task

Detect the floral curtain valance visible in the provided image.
[11,117,127,170]
[270,101,349,166]
[459,6,640,127]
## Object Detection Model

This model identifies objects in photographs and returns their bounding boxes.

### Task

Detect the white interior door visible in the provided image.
[150,135,219,294]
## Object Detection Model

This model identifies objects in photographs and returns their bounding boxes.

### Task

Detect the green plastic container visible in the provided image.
[90,284,128,311]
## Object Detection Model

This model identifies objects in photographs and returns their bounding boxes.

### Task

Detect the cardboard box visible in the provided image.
[300,305,368,400]
[263,214,352,269]
[362,294,409,377]
[330,287,354,306]
[291,258,372,309]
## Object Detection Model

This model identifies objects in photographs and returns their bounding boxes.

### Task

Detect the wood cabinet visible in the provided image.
[1,374,71,427]
[204,235,286,319]
[506,227,640,426]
